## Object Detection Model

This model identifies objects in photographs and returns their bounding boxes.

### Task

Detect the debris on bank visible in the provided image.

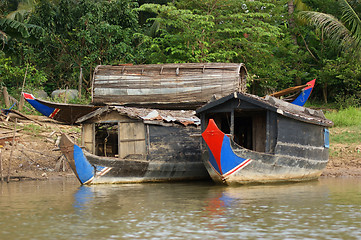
[0,111,80,182]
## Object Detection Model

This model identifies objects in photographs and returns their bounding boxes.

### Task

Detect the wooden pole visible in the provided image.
[78,67,83,99]
[7,118,17,183]
[0,149,3,182]
[18,95,25,111]
[19,64,29,111]
[2,87,10,108]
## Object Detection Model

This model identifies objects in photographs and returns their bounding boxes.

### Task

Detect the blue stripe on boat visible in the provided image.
[220,135,249,175]
[291,87,312,106]
[73,145,94,184]
[26,98,56,117]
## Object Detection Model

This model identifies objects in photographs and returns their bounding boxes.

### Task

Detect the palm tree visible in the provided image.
[298,0,361,54]
[0,0,43,45]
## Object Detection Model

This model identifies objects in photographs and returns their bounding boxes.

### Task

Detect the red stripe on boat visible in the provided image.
[304,79,316,90]
[23,93,34,100]
[49,108,60,118]
[222,159,252,178]
[201,119,225,173]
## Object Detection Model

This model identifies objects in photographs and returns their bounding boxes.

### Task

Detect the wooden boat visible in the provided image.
[91,63,248,109]
[196,92,333,185]
[23,93,100,124]
[59,106,209,184]
[271,79,315,106]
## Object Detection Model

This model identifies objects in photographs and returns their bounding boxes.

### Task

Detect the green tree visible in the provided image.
[297,0,361,103]
[138,0,310,94]
[27,0,140,93]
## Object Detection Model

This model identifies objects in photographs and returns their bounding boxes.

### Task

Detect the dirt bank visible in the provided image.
[0,115,79,182]
[321,142,361,177]
[0,114,360,182]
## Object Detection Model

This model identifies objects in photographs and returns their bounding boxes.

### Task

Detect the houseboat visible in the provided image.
[196,92,333,185]
[60,106,209,184]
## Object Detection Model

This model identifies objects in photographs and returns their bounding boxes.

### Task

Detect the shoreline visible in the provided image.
[0,115,360,183]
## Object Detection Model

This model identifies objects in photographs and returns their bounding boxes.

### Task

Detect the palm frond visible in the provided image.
[298,11,355,51]
[339,0,361,50]
[0,18,30,38]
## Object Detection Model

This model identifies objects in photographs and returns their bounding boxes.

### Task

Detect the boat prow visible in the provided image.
[59,134,111,184]
[23,93,100,124]
[201,119,252,182]
[291,79,316,106]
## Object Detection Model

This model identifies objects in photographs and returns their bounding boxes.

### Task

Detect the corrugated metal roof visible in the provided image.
[76,106,200,126]
[196,92,333,127]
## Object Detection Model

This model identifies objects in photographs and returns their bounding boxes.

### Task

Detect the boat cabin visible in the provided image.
[76,106,201,161]
[196,92,333,157]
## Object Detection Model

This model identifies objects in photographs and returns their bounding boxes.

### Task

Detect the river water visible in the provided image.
[0,178,360,240]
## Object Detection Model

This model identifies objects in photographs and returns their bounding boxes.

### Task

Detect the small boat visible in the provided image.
[270,79,315,106]
[59,106,209,184]
[196,92,333,185]
[23,93,100,124]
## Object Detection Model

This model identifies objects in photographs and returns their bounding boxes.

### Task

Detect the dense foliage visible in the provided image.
[1,0,361,107]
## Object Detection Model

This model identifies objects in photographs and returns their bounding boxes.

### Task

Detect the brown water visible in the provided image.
[0,178,360,240]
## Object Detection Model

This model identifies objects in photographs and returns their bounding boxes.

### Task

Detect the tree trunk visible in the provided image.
[288,0,297,44]
[323,82,328,104]
[78,67,83,99]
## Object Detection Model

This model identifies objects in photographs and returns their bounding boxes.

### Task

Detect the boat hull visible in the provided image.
[60,134,209,184]
[201,119,328,185]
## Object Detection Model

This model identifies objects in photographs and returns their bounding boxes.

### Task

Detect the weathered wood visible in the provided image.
[197,91,333,184]
[82,124,94,153]
[119,121,146,158]
[19,95,25,111]
[0,149,3,182]
[55,155,66,172]
[7,118,17,183]
[0,133,21,140]
[269,84,307,98]
[7,109,43,126]
[2,87,10,108]
[92,63,248,109]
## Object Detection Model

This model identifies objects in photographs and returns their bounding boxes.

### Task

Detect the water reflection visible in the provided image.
[1,178,361,240]
[73,186,93,211]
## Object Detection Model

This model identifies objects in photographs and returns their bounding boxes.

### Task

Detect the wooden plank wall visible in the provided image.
[92,63,247,109]
[118,121,146,159]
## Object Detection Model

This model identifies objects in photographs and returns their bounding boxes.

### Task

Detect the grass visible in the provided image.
[22,123,43,135]
[324,107,361,127]
[329,126,361,144]
[323,107,361,145]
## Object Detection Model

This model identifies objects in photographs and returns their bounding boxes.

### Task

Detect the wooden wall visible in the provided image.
[81,112,146,158]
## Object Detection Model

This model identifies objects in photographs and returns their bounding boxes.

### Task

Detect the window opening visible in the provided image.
[234,116,253,149]
[95,122,118,157]
[206,111,266,152]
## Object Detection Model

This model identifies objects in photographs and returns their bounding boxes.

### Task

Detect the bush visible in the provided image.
[0,56,47,97]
